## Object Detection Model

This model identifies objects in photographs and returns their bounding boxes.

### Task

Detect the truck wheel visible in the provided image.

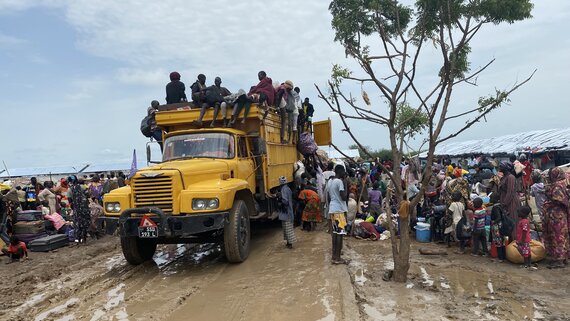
[120,236,157,265]
[224,199,251,263]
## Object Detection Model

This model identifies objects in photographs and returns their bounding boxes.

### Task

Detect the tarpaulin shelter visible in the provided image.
[421,128,570,169]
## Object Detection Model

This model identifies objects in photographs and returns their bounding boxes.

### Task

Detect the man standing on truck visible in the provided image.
[147,100,163,150]
[278,176,296,249]
[302,98,314,133]
[275,80,295,144]
[165,71,187,104]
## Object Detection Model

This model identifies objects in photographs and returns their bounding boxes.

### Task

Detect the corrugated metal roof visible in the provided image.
[430,128,570,157]
[0,161,145,178]
[0,165,89,178]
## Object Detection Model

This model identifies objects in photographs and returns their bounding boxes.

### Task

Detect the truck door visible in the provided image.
[236,136,256,193]
[313,118,332,146]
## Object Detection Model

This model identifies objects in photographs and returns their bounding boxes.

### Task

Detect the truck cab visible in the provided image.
[102,102,330,265]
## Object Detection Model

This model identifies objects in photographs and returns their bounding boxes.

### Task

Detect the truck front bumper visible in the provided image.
[100,208,229,237]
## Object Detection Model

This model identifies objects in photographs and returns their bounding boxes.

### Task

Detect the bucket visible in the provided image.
[415,222,431,243]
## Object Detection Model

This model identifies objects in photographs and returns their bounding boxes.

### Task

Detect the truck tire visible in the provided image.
[120,236,157,265]
[224,199,251,263]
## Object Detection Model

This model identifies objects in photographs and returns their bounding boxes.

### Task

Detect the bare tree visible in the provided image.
[319,0,535,282]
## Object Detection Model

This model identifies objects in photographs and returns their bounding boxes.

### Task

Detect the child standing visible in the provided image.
[445,191,465,246]
[517,206,532,268]
[455,209,472,254]
[471,198,488,256]
[490,193,507,262]
[529,171,546,222]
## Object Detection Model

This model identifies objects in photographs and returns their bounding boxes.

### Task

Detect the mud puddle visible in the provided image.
[2,223,357,321]
[344,238,570,321]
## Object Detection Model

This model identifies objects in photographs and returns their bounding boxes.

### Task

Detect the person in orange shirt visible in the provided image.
[299,185,322,232]
[2,236,28,263]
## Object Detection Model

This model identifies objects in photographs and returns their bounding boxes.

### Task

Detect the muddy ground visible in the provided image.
[1,222,569,321]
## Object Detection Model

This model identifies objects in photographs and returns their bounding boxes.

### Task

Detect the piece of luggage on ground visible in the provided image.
[506,239,546,263]
[17,210,43,222]
[28,234,69,252]
[13,220,46,235]
[16,232,48,244]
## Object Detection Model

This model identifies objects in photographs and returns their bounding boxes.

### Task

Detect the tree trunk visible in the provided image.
[393,215,411,282]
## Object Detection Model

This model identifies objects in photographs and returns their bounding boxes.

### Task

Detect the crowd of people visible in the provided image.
[274,153,570,270]
[0,172,127,263]
[145,71,315,148]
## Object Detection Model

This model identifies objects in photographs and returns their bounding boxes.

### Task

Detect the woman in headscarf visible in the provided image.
[68,176,91,244]
[278,176,296,249]
[299,182,322,232]
[499,161,520,229]
[1,185,20,234]
[543,167,569,269]
[444,171,470,207]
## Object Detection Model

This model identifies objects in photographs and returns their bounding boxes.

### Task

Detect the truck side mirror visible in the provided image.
[146,143,151,164]
[146,142,161,164]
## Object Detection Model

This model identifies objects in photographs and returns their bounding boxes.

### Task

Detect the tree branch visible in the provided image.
[453,58,495,86]
[437,69,537,144]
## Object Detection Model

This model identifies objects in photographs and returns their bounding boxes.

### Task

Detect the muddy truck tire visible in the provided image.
[121,236,157,265]
[223,199,251,263]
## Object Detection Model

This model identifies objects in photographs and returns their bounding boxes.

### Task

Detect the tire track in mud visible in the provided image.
[10,241,224,321]
[6,224,357,321]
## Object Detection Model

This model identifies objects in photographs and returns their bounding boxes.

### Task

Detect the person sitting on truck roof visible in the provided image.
[275,80,296,144]
[196,77,232,127]
[191,74,208,109]
[227,89,252,127]
[248,71,275,120]
[165,71,187,104]
[206,77,232,127]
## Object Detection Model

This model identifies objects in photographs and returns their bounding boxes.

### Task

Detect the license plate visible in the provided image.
[138,226,158,238]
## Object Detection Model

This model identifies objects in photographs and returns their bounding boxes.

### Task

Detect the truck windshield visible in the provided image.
[162,133,235,161]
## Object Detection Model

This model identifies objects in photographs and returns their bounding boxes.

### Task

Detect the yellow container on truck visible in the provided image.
[102,103,331,265]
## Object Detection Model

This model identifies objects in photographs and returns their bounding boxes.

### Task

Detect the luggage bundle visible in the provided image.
[29,234,69,252]
[17,210,43,222]
[13,210,47,244]
[297,132,318,157]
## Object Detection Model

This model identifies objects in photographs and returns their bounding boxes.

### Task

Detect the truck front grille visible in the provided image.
[132,175,173,214]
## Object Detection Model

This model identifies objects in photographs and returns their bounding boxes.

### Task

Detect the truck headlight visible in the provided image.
[192,198,219,210]
[105,202,121,213]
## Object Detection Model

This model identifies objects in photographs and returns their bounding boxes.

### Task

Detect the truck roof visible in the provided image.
[155,102,274,135]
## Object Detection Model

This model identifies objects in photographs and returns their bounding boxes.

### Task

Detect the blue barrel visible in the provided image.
[416,222,431,243]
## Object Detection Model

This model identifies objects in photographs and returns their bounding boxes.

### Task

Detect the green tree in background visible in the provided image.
[318,0,534,282]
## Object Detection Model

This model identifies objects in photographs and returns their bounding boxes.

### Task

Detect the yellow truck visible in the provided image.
[101,103,331,265]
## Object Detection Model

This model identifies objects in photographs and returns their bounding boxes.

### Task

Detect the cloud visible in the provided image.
[0,0,65,13]
[116,68,168,87]
[0,32,27,48]
[0,0,569,169]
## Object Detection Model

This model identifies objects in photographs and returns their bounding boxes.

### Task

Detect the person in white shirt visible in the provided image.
[328,165,349,264]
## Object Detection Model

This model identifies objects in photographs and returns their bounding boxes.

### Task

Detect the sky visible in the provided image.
[0,0,569,169]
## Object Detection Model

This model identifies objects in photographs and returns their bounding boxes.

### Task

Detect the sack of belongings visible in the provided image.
[297,132,318,156]
[506,239,546,264]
